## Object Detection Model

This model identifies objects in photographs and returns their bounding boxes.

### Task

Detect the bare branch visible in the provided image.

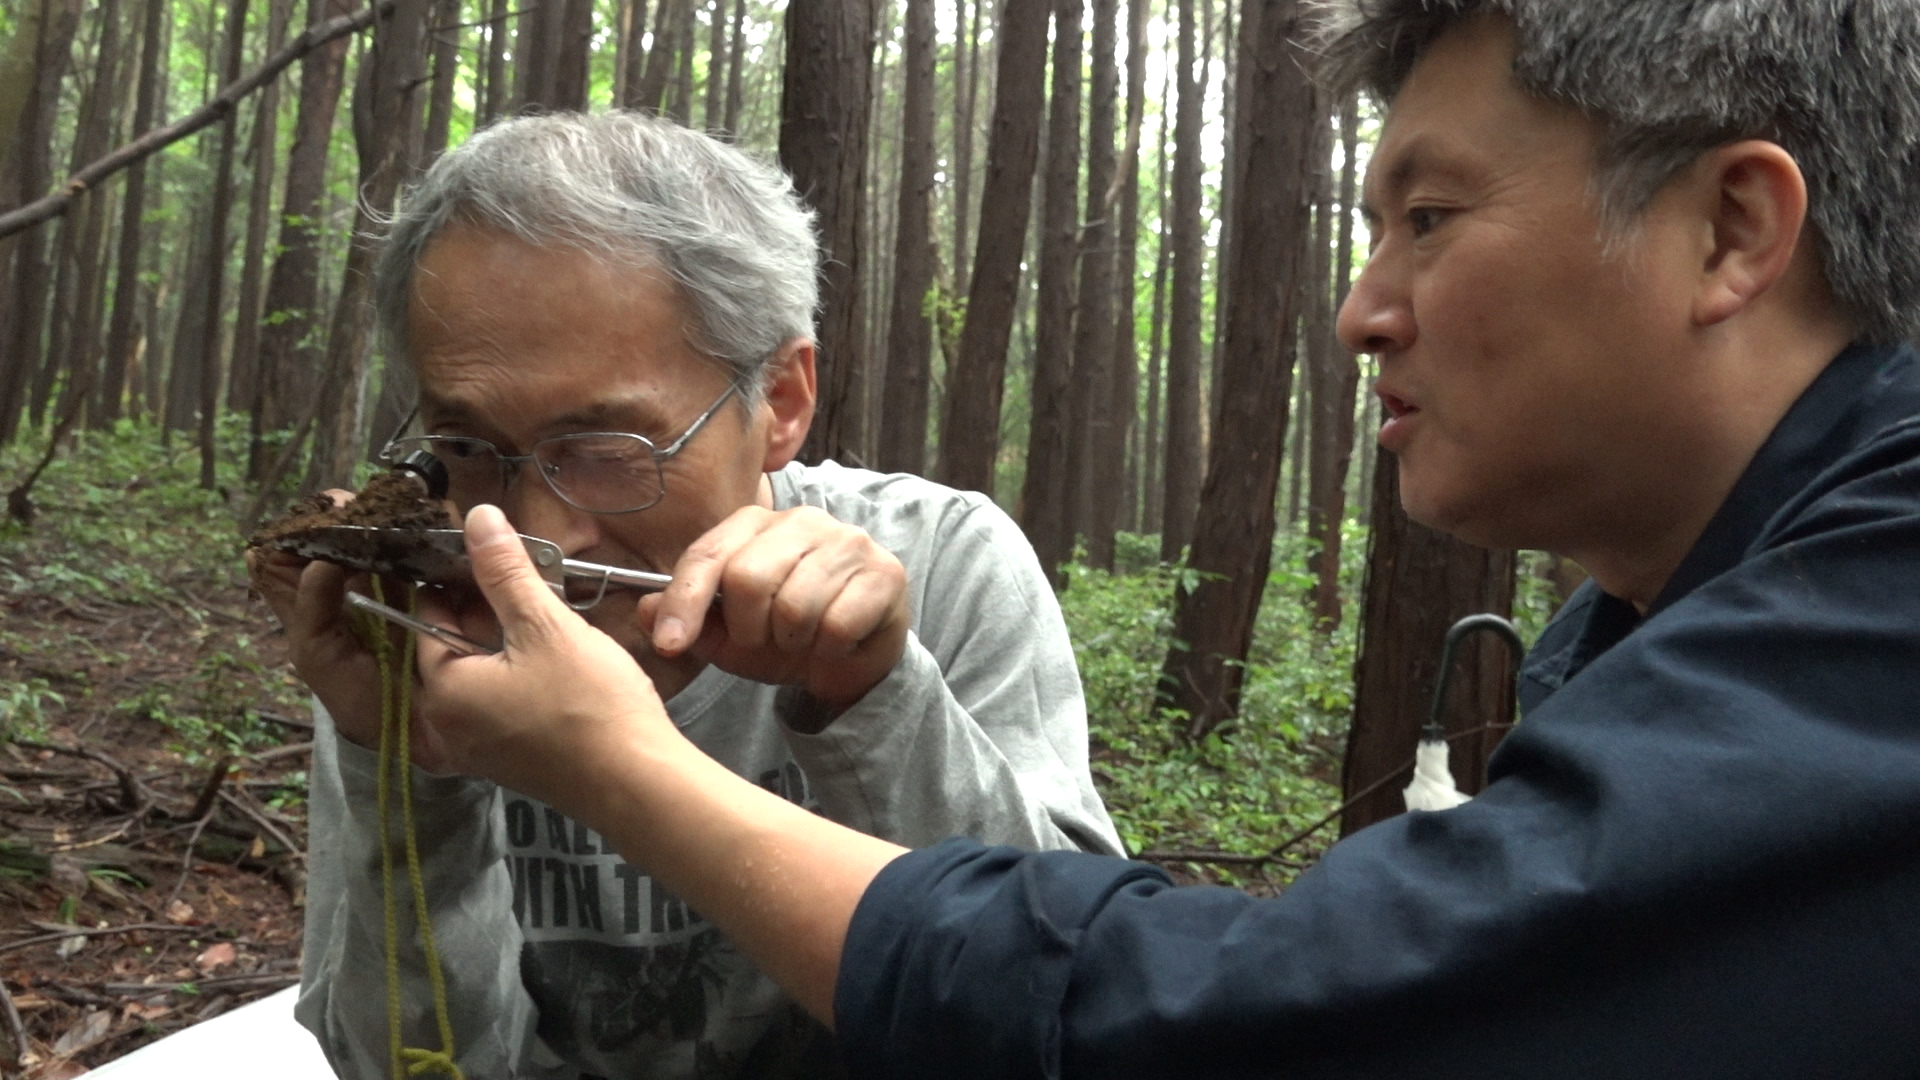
[0,1,394,240]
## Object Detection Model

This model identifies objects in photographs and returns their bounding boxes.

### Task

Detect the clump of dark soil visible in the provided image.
[248,471,452,548]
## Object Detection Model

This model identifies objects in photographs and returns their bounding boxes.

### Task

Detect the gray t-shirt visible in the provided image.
[296,461,1122,1079]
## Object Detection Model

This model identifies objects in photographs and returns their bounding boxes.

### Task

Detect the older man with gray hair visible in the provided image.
[384,0,1920,1075]
[248,112,1120,1079]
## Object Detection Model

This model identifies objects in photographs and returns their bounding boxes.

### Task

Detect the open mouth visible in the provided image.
[1379,391,1418,420]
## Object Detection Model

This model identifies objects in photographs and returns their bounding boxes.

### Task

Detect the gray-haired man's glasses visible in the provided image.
[379,384,741,515]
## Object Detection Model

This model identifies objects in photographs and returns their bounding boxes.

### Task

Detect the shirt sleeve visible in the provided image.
[833,441,1920,1080]
[780,496,1122,855]
[296,703,573,1079]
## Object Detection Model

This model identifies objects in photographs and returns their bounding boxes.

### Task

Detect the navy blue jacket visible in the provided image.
[834,341,1920,1079]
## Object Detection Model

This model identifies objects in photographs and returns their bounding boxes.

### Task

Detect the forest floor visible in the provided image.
[0,428,314,1078]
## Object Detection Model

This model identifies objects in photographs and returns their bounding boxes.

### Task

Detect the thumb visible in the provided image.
[463,504,568,648]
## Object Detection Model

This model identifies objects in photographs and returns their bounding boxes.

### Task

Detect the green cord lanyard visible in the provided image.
[368,578,465,1080]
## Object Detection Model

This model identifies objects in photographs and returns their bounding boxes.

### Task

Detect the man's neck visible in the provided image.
[1574,316,1854,613]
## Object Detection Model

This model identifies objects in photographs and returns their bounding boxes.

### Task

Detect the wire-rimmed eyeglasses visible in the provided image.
[378,383,741,514]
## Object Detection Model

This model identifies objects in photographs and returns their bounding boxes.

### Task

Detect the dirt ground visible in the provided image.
[0,552,311,1077]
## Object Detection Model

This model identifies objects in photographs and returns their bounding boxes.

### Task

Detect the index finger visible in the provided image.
[652,507,776,655]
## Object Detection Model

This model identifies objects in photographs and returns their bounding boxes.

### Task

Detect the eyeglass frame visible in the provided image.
[376,382,744,515]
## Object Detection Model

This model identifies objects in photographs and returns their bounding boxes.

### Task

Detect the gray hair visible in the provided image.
[373,110,821,397]
[1316,0,1920,343]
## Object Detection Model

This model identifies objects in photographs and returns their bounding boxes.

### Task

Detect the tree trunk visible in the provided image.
[934,0,1048,496]
[253,0,353,465]
[876,0,935,475]
[948,0,976,295]
[722,0,744,133]
[1308,95,1362,628]
[552,0,591,112]
[633,0,672,108]
[310,0,428,490]
[196,0,251,488]
[51,0,126,431]
[483,0,510,121]
[0,0,83,445]
[98,0,167,425]
[229,0,292,425]
[422,0,460,158]
[1139,65,1170,535]
[1017,0,1082,584]
[1065,0,1118,561]
[1159,0,1317,736]
[666,0,696,123]
[1341,450,1518,835]
[1158,0,1205,562]
[1087,0,1147,567]
[704,0,723,130]
[779,0,873,467]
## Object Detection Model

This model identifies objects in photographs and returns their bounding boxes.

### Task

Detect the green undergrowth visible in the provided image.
[0,413,307,761]
[1059,527,1368,882]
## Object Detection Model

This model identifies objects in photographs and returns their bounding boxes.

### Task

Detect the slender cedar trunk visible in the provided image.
[310,0,428,490]
[1140,62,1170,534]
[704,0,722,129]
[1309,95,1361,628]
[1160,0,1318,736]
[877,0,935,474]
[1206,0,1233,428]
[483,0,510,121]
[0,0,49,161]
[722,0,744,133]
[1089,0,1147,565]
[230,0,293,423]
[948,0,975,291]
[137,22,173,422]
[1065,0,1118,560]
[935,0,1047,495]
[53,0,127,430]
[861,4,895,452]
[253,0,353,454]
[1018,0,1082,582]
[668,0,695,123]
[98,0,167,424]
[194,0,252,488]
[0,0,82,445]
[521,0,560,109]
[619,0,651,108]
[780,0,874,466]
[1342,452,1518,834]
[422,0,460,157]
[552,0,591,112]
[1286,354,1307,519]
[633,0,678,112]
[23,0,95,434]
[1159,0,1205,561]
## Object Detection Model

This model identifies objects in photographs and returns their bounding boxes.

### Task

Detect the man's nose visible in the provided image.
[1335,256,1415,357]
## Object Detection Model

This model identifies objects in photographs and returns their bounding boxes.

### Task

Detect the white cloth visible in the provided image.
[85,987,334,1078]
[1402,739,1472,812]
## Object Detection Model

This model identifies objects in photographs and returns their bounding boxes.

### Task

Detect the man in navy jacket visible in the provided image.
[406,0,1920,1076]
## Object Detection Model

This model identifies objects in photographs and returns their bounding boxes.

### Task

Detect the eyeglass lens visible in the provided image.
[397,434,665,514]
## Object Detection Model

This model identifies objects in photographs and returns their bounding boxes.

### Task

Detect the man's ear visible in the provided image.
[758,337,817,471]
[1692,140,1810,328]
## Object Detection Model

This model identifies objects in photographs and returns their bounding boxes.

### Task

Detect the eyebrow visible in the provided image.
[1358,136,1480,224]
[419,391,676,440]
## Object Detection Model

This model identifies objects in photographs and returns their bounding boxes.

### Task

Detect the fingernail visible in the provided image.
[466,504,513,547]
[657,617,686,651]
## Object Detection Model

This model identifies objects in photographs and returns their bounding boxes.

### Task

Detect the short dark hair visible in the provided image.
[1317,0,1920,343]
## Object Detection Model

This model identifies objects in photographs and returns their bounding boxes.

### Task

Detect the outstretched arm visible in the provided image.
[412,504,904,1024]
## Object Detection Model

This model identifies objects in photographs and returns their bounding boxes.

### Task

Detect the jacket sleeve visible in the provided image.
[780,498,1123,856]
[296,703,573,1079]
[831,445,1920,1080]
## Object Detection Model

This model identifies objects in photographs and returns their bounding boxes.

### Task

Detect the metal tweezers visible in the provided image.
[272,526,676,611]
